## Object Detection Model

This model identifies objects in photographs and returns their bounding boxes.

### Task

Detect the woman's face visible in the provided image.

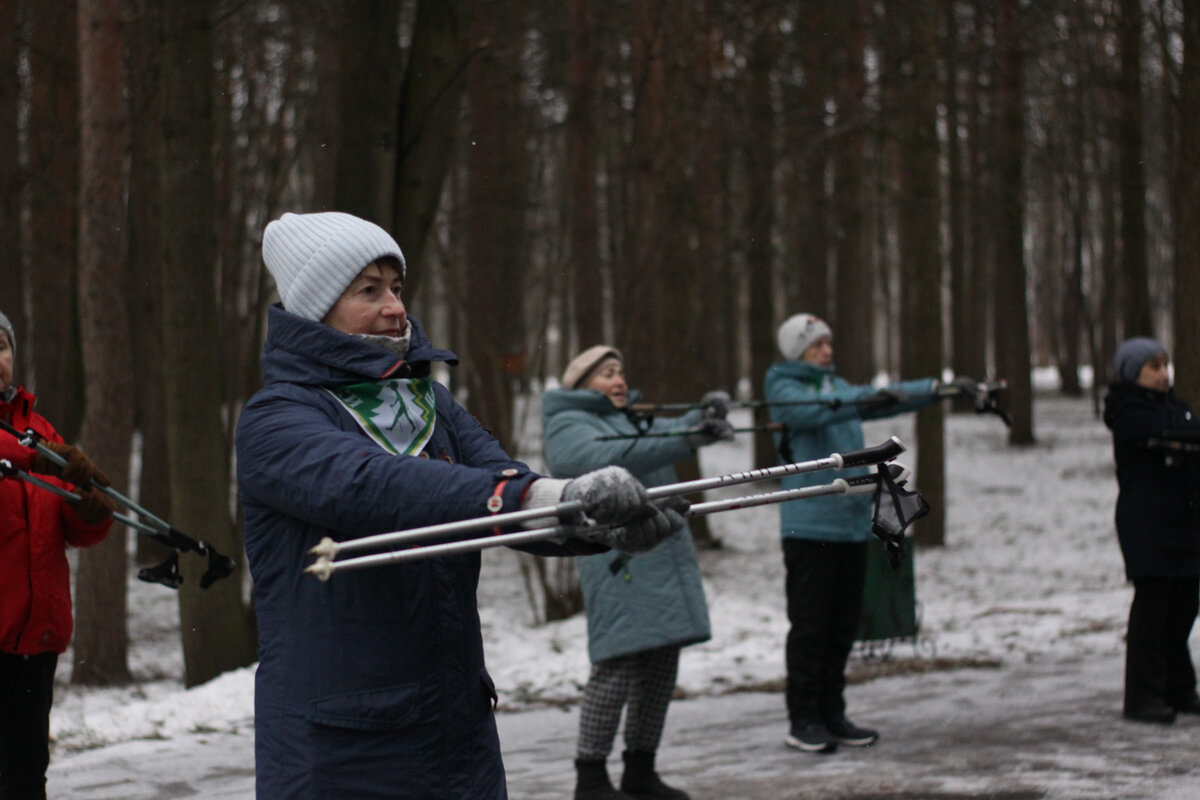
[586,359,628,408]
[801,335,833,367]
[0,334,12,393]
[1136,353,1170,393]
[322,261,407,337]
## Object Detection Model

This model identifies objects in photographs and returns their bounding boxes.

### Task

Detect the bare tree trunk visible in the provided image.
[463,0,528,451]
[393,0,470,301]
[1174,0,1200,406]
[745,10,778,469]
[894,0,946,547]
[72,0,132,687]
[28,0,83,439]
[993,0,1034,444]
[0,0,20,344]
[334,0,400,224]
[160,0,256,687]
[1119,0,1154,339]
[567,0,603,349]
[833,0,873,384]
[126,0,172,566]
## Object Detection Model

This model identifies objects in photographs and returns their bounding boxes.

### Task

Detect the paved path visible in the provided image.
[49,651,1200,799]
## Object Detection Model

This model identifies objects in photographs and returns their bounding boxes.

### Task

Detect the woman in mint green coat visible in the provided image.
[543,345,731,800]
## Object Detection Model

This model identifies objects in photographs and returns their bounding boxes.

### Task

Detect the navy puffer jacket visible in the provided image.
[1103,381,1200,579]
[237,306,591,800]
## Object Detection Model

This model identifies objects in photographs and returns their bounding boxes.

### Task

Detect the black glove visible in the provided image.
[950,376,980,395]
[687,417,735,448]
[600,499,688,553]
[869,387,908,407]
[33,440,110,487]
[700,390,731,419]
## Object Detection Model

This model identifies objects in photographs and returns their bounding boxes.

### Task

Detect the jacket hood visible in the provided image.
[541,387,644,418]
[260,303,457,387]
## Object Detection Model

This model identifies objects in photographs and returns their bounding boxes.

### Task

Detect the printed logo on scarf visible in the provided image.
[328,378,437,456]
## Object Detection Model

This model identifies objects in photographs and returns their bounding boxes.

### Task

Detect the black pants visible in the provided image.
[783,538,868,724]
[1124,575,1199,713]
[0,651,58,800]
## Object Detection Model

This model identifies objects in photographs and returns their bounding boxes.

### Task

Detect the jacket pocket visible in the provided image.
[305,682,422,732]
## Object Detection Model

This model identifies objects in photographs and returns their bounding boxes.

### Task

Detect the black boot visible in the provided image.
[575,758,636,800]
[619,750,690,800]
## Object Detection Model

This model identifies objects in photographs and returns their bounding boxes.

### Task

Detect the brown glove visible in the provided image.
[33,440,110,487]
[73,485,116,525]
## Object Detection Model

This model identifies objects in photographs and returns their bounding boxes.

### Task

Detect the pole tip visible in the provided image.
[304,558,334,582]
[309,537,338,560]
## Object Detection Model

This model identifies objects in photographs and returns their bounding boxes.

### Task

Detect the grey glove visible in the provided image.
[561,467,689,553]
[687,417,736,448]
[560,466,649,526]
[700,390,731,419]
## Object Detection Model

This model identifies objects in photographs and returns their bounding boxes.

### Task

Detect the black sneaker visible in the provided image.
[824,716,879,746]
[785,718,838,753]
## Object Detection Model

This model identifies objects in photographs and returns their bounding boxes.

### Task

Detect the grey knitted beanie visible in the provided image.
[262,212,406,321]
[1113,337,1167,384]
[0,310,14,359]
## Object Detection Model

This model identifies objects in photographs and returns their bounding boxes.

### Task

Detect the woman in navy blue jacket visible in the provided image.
[236,212,683,800]
[1103,337,1200,724]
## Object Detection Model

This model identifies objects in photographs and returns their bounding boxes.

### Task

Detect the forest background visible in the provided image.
[2,0,1198,691]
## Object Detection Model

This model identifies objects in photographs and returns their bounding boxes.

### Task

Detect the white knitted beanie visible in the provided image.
[776,313,832,361]
[262,212,406,321]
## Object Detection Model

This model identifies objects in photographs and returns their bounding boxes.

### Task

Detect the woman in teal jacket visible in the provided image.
[543,345,731,800]
[765,313,939,756]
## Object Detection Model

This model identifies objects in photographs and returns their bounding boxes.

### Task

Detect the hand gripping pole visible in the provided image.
[305,437,906,580]
[0,421,237,590]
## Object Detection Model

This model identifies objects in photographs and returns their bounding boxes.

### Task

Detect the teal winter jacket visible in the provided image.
[542,388,712,663]
[763,360,938,543]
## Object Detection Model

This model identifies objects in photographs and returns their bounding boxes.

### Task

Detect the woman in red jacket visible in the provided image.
[0,310,115,800]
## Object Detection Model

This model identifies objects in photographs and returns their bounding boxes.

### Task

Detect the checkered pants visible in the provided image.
[576,644,681,760]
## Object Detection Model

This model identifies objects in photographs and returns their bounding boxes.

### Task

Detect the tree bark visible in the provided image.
[27,0,83,439]
[993,0,1034,444]
[334,0,400,224]
[393,0,470,301]
[160,0,256,687]
[1174,0,1200,407]
[0,0,20,352]
[1119,0,1154,339]
[893,0,946,546]
[72,0,132,687]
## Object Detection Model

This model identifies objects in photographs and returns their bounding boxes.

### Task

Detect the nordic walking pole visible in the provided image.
[307,436,906,568]
[306,469,904,580]
[0,420,237,589]
[594,423,784,441]
[0,460,156,534]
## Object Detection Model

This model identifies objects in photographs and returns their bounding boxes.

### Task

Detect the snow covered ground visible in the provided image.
[43,382,1199,797]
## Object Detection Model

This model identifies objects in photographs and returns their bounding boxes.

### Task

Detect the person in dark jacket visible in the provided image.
[543,346,733,800]
[0,310,115,800]
[1102,336,1200,724]
[236,212,685,800]
[765,313,944,755]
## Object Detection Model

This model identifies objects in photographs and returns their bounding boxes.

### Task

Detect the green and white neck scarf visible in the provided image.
[328,378,437,455]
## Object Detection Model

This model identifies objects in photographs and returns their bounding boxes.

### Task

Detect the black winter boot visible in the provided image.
[575,758,637,800]
[619,750,690,800]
